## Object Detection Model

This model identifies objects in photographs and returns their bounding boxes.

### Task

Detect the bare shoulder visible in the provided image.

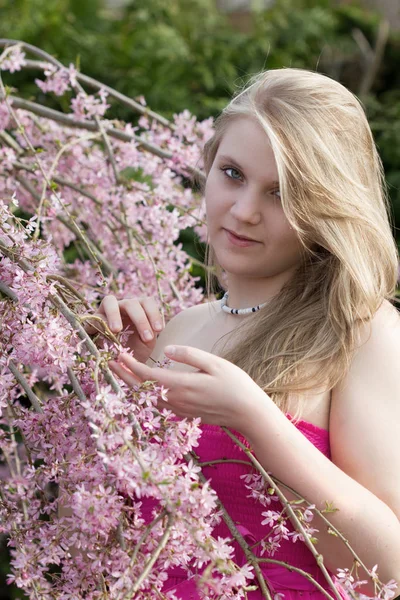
[145,300,218,365]
[330,298,400,517]
[165,299,219,326]
[356,298,400,346]
[333,298,400,405]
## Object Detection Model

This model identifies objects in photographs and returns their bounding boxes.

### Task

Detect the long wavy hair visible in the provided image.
[193,67,399,420]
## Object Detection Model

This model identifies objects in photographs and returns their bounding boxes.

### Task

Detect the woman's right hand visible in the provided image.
[83,295,165,364]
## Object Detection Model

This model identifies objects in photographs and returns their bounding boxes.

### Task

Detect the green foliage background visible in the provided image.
[0,0,399,597]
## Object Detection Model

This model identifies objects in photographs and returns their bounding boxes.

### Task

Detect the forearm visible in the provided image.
[240,396,400,597]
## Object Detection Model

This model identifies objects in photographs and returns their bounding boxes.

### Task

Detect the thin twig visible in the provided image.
[0,75,116,285]
[197,458,252,468]
[115,509,169,600]
[21,57,174,130]
[0,280,19,302]
[56,214,116,277]
[195,453,372,581]
[49,293,129,400]
[220,427,343,600]
[257,558,337,600]
[6,401,34,467]
[3,93,203,181]
[46,274,91,310]
[0,37,205,184]
[66,367,86,403]
[0,238,35,273]
[8,360,43,413]
[185,451,273,599]
[14,171,117,282]
[271,476,374,584]
[127,513,174,596]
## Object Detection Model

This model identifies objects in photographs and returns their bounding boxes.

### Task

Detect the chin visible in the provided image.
[215,254,260,274]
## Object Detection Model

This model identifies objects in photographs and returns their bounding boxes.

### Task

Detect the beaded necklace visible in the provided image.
[220,291,269,315]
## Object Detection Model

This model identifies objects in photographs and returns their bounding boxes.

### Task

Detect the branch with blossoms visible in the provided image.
[0,197,255,598]
[0,40,255,599]
[190,428,398,600]
[0,40,398,600]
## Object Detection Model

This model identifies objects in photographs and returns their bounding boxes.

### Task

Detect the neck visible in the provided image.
[223,269,296,311]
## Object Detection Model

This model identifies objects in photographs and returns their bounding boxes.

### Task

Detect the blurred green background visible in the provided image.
[1,0,400,596]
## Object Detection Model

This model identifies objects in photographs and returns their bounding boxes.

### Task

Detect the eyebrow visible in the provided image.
[217,154,280,186]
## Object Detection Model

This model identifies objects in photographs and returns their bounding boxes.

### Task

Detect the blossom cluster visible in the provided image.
[0,43,256,599]
[240,472,319,557]
[0,168,253,598]
[240,471,398,600]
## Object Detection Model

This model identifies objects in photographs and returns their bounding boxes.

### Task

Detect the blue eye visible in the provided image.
[220,166,242,181]
[219,166,281,199]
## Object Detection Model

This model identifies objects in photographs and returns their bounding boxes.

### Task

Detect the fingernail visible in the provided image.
[154,321,162,330]
[143,330,153,341]
[165,345,176,355]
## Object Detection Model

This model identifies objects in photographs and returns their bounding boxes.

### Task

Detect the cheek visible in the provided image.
[266,207,289,236]
[205,177,226,222]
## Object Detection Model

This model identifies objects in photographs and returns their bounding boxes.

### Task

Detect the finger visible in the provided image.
[102,295,123,332]
[117,353,161,379]
[117,353,184,388]
[111,358,179,413]
[108,360,142,386]
[119,299,158,343]
[140,297,165,332]
[116,358,199,419]
[164,345,215,374]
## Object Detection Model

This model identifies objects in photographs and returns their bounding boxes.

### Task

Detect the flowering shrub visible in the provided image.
[0,41,398,600]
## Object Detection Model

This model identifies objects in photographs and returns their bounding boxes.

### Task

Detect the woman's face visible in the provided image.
[205,116,304,281]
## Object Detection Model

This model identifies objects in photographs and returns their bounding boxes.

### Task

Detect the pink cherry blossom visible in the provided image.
[0,45,26,72]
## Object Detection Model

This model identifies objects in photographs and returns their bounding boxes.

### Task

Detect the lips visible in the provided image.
[225,228,258,242]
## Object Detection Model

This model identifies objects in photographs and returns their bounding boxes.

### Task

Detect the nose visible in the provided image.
[229,185,262,224]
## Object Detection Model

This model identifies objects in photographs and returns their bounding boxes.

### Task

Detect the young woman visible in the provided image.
[98,67,400,599]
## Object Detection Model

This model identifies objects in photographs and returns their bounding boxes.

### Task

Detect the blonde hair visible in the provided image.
[193,67,399,421]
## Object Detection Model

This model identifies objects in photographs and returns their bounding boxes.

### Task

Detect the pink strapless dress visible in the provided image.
[138,414,350,600]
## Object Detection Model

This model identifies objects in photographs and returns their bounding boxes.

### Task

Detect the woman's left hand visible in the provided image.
[108,345,268,433]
